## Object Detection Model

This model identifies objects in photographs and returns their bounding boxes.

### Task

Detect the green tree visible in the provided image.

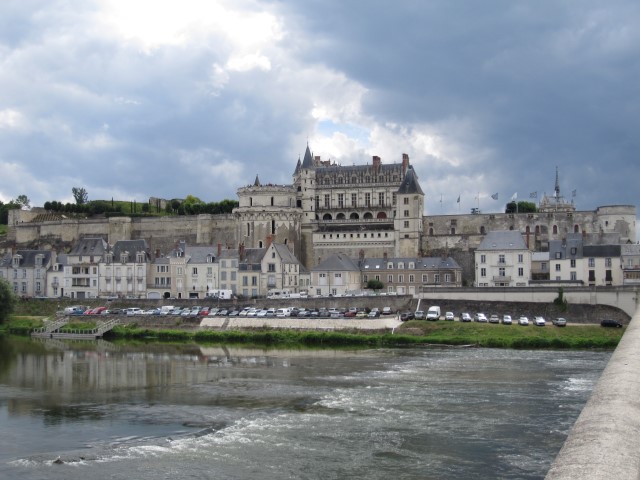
[505,201,537,214]
[72,187,89,205]
[366,279,384,291]
[0,278,17,324]
[14,195,30,209]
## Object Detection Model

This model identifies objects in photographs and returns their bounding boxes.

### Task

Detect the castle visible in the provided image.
[5,144,637,284]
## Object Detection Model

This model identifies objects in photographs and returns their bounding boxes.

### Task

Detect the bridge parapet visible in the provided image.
[545,306,640,479]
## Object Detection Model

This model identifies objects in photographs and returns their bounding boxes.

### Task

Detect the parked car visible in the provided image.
[445,312,455,321]
[489,314,500,324]
[367,310,380,318]
[460,312,472,322]
[552,317,567,327]
[400,311,415,322]
[382,307,392,315]
[534,316,546,327]
[414,310,425,320]
[502,315,512,325]
[600,319,623,328]
[518,316,529,326]
[474,313,488,323]
[355,311,368,318]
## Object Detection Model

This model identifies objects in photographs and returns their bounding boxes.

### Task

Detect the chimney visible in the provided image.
[402,153,409,173]
[372,155,381,170]
[266,234,273,248]
[217,243,222,256]
[359,249,365,261]
[383,251,388,262]
[239,243,245,261]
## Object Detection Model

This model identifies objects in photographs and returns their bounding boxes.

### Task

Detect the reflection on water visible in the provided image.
[0,336,610,480]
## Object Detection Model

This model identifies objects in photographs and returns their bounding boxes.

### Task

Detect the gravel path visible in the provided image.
[200,315,403,331]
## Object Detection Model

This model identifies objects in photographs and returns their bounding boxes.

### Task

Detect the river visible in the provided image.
[0,337,609,479]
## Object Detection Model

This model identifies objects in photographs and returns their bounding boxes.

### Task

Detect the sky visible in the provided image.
[0,0,638,220]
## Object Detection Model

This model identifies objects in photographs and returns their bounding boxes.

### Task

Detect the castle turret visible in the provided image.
[394,165,424,257]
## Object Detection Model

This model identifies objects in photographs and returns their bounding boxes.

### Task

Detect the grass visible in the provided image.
[398,320,623,349]
[2,316,624,350]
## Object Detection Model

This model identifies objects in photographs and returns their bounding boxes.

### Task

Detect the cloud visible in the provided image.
[0,0,637,225]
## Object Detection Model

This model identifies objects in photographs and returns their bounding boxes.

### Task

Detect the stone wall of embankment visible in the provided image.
[545,307,640,479]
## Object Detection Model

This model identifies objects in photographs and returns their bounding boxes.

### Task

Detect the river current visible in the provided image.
[0,337,609,479]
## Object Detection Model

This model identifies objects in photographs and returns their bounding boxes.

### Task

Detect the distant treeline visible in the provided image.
[42,198,239,216]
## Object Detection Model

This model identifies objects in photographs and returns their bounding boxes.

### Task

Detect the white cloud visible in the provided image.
[0,109,27,130]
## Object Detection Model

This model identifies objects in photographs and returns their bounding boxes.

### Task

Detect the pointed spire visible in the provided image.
[397,165,424,195]
[294,158,302,175]
[254,174,261,187]
[301,143,314,169]
[554,166,560,198]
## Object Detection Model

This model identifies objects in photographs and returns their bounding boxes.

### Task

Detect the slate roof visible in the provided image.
[312,254,361,272]
[67,237,108,256]
[272,243,301,265]
[110,240,149,261]
[477,231,527,251]
[301,144,314,169]
[583,244,621,257]
[396,165,424,195]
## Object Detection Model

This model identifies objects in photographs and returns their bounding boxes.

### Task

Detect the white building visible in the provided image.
[475,231,532,287]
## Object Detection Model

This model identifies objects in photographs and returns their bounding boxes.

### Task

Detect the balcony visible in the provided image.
[492,276,512,282]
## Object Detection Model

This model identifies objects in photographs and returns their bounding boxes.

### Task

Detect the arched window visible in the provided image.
[350,212,359,220]
[429,227,434,236]
[258,241,263,248]
[352,176,357,183]
[296,199,302,208]
[525,226,530,234]
[363,212,373,219]
[323,213,332,220]
[377,212,387,219]
[480,226,486,235]
[271,197,274,206]
[553,225,558,235]
[451,227,456,235]
[535,225,540,235]
[574,224,580,233]
[249,197,253,206]
[336,213,345,219]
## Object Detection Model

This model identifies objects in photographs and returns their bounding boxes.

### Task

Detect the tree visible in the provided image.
[505,201,537,214]
[14,195,30,209]
[72,187,89,205]
[0,278,17,324]
[366,279,384,291]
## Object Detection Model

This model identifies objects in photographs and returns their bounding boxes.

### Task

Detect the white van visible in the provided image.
[426,306,441,321]
[275,308,291,318]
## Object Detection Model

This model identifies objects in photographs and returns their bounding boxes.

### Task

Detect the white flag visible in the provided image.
[510,192,517,201]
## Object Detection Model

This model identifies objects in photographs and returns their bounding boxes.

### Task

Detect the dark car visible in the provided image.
[400,311,415,322]
[600,319,623,328]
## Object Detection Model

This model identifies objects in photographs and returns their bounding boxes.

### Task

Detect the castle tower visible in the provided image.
[394,165,424,257]
[293,144,317,266]
[234,174,301,252]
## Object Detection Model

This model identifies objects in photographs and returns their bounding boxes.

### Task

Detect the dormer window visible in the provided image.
[35,254,44,267]
[387,262,393,269]
[105,253,113,264]
[12,255,21,268]
[136,252,145,263]
[120,253,128,263]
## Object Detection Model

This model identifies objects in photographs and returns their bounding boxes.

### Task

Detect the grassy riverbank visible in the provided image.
[2,316,623,349]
